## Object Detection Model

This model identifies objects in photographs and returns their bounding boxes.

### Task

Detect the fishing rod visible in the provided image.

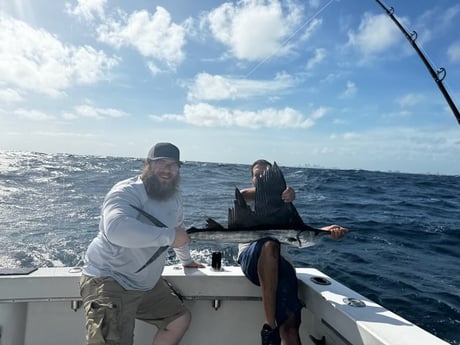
[375,0,460,125]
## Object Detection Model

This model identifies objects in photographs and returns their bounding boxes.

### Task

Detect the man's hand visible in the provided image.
[240,187,256,202]
[171,227,191,248]
[281,186,296,203]
[183,261,206,269]
[321,224,348,240]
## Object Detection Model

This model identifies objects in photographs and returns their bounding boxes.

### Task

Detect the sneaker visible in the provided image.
[261,324,281,345]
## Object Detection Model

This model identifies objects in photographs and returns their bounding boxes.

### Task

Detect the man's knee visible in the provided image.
[166,310,191,333]
[261,240,280,257]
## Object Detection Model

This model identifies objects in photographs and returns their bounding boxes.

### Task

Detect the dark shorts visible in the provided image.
[238,238,303,326]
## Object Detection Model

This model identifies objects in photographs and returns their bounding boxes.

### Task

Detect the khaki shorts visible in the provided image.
[80,275,188,345]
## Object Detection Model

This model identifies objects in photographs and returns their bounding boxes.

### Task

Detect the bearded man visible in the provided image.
[81,142,204,345]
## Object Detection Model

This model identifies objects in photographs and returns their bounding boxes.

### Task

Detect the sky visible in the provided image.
[1,0,459,175]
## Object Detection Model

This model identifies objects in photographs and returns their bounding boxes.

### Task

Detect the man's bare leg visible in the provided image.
[280,313,301,345]
[153,311,191,345]
[257,240,280,329]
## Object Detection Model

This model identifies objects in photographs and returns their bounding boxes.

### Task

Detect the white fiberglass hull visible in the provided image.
[0,266,448,345]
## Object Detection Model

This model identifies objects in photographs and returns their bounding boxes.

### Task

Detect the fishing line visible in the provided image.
[245,0,337,78]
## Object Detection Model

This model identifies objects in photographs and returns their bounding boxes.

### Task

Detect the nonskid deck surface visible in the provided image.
[0,266,449,345]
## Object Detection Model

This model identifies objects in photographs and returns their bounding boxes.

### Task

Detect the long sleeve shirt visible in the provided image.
[82,176,192,290]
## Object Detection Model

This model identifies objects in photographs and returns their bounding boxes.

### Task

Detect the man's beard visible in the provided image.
[142,170,180,201]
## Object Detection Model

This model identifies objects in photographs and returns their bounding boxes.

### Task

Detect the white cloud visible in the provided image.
[446,4,460,19]
[339,80,357,99]
[14,108,55,121]
[332,118,346,125]
[72,104,129,120]
[147,61,162,76]
[35,131,96,138]
[207,0,303,61]
[308,0,321,10]
[347,13,401,56]
[0,16,118,97]
[0,88,23,103]
[71,46,119,83]
[343,132,360,140]
[187,72,296,101]
[299,17,322,42]
[151,102,327,129]
[411,5,460,50]
[306,48,325,70]
[66,0,107,21]
[397,93,424,107]
[96,7,188,69]
[447,41,460,63]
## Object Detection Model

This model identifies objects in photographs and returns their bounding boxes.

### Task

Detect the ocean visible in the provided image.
[0,150,458,344]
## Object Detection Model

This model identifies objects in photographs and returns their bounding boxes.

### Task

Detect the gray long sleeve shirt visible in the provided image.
[82,176,192,290]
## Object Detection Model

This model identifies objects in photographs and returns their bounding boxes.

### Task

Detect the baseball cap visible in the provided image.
[147,142,182,164]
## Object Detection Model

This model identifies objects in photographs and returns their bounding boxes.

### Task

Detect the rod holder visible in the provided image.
[212,299,221,310]
[70,300,82,312]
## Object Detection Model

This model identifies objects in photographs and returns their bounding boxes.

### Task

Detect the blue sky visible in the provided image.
[1,0,459,175]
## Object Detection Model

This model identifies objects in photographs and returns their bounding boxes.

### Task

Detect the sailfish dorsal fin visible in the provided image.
[228,187,258,229]
[254,162,287,217]
[228,162,305,230]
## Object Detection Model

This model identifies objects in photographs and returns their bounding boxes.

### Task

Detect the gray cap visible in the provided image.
[147,142,182,164]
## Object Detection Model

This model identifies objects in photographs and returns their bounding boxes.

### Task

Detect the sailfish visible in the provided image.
[187,162,328,247]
